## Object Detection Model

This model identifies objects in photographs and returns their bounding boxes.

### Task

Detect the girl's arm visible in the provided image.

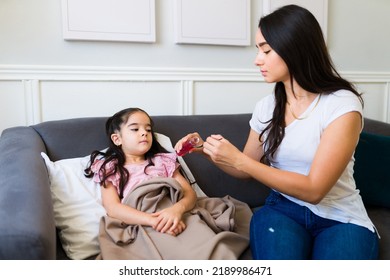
[203,112,362,204]
[101,182,158,228]
[152,169,197,234]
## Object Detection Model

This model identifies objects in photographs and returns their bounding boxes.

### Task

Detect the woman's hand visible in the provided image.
[174,132,204,155]
[203,134,243,169]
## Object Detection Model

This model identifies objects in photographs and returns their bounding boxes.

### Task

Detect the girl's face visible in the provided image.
[254,28,290,83]
[111,111,153,159]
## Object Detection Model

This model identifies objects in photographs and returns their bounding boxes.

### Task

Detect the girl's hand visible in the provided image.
[167,221,186,236]
[147,213,184,236]
[151,206,186,235]
[174,132,204,155]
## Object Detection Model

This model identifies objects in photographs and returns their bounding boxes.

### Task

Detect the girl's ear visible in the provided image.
[111,133,121,146]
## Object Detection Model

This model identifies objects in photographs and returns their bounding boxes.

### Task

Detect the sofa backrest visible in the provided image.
[32,114,270,208]
[363,118,390,136]
[33,117,109,161]
[30,114,390,209]
[153,114,270,208]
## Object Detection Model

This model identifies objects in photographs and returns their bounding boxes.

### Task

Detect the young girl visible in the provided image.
[85,107,196,237]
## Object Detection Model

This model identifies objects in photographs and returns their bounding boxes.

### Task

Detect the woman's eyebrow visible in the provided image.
[255,42,269,48]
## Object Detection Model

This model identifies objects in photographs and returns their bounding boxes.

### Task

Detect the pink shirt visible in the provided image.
[92,153,179,201]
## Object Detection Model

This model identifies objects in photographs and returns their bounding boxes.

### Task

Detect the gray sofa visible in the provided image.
[0,114,389,260]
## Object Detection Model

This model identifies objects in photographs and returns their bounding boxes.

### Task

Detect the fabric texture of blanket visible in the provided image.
[97,177,252,260]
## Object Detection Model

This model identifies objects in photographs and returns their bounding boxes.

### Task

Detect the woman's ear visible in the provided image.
[111,133,121,146]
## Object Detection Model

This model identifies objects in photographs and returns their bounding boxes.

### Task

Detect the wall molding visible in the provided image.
[0,65,261,81]
[1,64,390,83]
[1,65,389,133]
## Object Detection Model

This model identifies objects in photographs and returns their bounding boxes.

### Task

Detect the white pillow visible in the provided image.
[41,152,105,260]
[41,133,205,260]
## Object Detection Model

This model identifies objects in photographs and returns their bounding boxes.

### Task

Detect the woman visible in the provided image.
[175,5,379,259]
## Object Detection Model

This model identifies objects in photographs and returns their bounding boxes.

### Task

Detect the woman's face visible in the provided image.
[254,28,290,84]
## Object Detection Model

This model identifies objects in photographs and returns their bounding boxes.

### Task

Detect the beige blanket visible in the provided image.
[97,177,252,260]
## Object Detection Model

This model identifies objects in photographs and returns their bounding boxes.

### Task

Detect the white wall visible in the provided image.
[0,0,262,68]
[1,0,388,70]
[0,0,390,134]
[328,0,390,72]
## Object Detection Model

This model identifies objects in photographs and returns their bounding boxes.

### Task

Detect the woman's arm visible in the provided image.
[204,111,362,204]
[175,130,264,179]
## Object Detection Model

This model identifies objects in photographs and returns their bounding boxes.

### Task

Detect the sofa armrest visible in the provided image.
[0,127,56,259]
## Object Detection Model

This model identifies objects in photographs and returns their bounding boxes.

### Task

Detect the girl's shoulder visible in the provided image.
[91,157,116,172]
[152,152,179,176]
[153,152,178,164]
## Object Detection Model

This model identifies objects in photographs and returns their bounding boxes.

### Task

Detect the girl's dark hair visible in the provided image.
[258,5,363,163]
[84,107,167,199]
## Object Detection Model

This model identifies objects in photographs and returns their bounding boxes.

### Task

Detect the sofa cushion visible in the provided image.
[366,207,390,260]
[354,131,390,208]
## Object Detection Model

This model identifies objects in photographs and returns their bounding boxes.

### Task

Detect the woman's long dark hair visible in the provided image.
[84,107,167,199]
[258,5,363,163]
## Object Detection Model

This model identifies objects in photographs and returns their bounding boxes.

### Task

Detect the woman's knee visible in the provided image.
[250,207,311,259]
[313,223,379,260]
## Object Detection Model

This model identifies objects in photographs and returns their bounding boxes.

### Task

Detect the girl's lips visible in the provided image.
[261,70,267,76]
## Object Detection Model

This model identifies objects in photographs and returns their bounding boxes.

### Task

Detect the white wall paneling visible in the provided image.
[39,80,182,121]
[180,80,194,115]
[174,0,251,46]
[193,81,274,115]
[23,79,41,125]
[0,65,389,134]
[262,0,328,40]
[351,83,388,123]
[0,81,27,131]
[61,0,156,42]
[343,72,390,123]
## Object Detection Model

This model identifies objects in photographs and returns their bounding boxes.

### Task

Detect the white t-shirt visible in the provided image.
[249,89,376,233]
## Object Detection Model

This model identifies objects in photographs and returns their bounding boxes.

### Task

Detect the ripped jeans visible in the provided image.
[250,191,379,260]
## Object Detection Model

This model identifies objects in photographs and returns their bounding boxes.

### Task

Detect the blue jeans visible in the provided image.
[250,191,379,260]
